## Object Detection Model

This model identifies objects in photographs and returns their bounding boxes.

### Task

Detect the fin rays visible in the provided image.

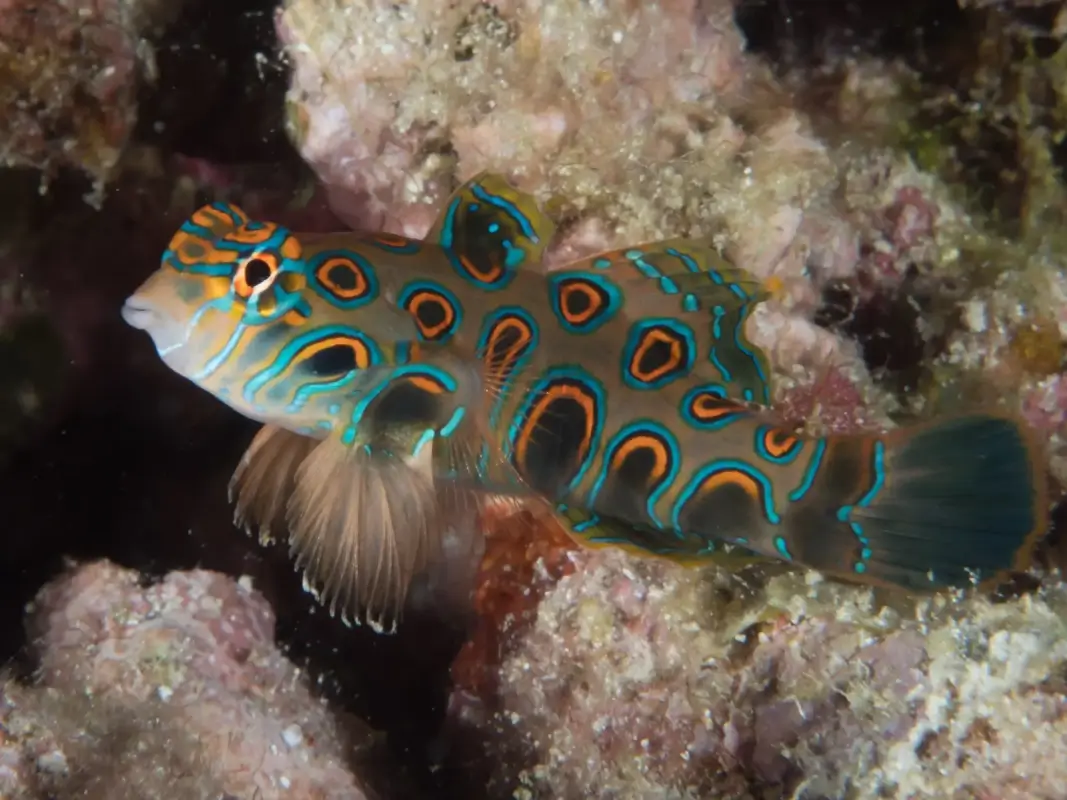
[230,424,457,633]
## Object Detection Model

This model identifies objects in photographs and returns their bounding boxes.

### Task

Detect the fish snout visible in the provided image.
[121,296,162,331]
[121,295,187,367]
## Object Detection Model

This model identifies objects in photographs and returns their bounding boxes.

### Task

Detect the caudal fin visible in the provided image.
[824,414,1048,590]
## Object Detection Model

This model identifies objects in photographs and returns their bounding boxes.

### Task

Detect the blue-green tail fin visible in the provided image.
[820,414,1048,590]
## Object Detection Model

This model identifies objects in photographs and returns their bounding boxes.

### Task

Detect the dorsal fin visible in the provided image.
[564,238,774,405]
[696,298,773,406]
[427,172,557,288]
[580,237,769,313]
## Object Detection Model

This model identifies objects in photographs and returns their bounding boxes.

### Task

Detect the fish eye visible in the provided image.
[233,254,280,299]
[245,258,274,288]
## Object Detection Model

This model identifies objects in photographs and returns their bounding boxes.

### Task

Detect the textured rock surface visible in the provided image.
[0,0,187,189]
[451,549,1067,799]
[0,561,373,799]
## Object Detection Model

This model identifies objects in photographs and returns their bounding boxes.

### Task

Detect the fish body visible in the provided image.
[123,173,1048,630]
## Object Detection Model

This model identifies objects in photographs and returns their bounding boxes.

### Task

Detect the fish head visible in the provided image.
[122,202,374,429]
[123,201,310,377]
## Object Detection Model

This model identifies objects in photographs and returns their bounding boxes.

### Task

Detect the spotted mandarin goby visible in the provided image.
[122,172,1049,632]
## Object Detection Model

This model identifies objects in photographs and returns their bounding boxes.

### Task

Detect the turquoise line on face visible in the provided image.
[241,325,382,405]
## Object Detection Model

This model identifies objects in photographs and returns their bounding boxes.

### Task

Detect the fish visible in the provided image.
[122,172,1049,631]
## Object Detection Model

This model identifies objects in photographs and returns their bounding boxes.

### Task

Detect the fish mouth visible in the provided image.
[121,295,189,371]
[121,297,159,331]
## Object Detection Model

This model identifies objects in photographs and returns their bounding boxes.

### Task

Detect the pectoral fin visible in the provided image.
[229,421,469,633]
[284,432,444,632]
[229,423,317,546]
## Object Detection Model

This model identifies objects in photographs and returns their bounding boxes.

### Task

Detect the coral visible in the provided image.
[0,0,186,192]
[0,679,224,800]
[450,499,577,706]
[451,548,1067,799]
[12,560,373,799]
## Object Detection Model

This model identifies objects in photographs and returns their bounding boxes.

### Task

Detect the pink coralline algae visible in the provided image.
[451,549,1067,799]
[0,0,184,191]
[2,560,371,799]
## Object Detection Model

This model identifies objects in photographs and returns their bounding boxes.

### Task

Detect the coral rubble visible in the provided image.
[457,550,1067,799]
[0,0,187,192]
[0,561,372,799]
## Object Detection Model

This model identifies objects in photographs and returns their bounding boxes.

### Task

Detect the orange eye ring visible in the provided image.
[233,253,279,298]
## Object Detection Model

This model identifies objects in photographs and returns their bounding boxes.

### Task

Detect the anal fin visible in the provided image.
[555,504,770,568]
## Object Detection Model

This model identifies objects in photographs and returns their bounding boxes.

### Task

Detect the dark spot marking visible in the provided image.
[326,263,358,292]
[417,300,447,331]
[370,381,442,429]
[519,393,592,495]
[307,344,358,376]
[564,289,592,317]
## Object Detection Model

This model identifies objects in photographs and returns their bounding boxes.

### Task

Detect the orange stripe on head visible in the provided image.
[282,309,308,326]
[280,236,302,260]
[227,222,278,245]
[191,205,241,232]
[167,231,240,266]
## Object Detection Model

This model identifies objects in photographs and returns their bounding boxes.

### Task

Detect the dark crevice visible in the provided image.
[734,0,969,71]
[135,0,293,163]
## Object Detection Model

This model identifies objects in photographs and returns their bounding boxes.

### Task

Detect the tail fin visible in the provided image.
[811,414,1048,591]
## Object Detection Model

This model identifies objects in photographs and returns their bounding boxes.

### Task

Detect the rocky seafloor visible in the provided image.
[1,0,1066,798]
